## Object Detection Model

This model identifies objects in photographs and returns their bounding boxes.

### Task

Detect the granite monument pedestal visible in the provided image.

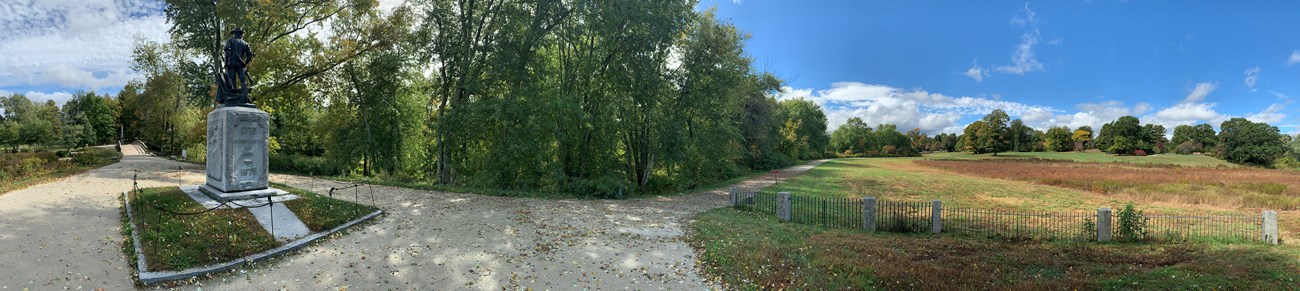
[200,106,286,201]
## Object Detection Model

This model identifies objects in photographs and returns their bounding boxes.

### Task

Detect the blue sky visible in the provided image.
[3,0,1298,135]
[705,0,1300,134]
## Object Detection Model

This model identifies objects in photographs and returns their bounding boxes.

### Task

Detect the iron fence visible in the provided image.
[730,188,1275,244]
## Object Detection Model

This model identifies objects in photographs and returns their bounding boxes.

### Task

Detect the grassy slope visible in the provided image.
[691,208,1299,289]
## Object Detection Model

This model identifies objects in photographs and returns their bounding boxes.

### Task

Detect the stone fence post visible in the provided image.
[1097,208,1112,242]
[777,192,792,222]
[1263,210,1279,245]
[863,197,877,231]
[931,200,942,234]
[728,187,738,207]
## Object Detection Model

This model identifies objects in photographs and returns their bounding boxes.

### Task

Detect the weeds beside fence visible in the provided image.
[730,188,1277,244]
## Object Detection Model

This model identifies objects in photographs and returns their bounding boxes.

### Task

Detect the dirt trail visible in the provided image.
[0,147,825,289]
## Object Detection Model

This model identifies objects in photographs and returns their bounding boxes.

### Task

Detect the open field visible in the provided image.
[693,154,1300,288]
[690,208,1298,289]
[917,158,1300,210]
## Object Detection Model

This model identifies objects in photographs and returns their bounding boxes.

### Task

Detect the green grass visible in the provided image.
[689,208,1300,289]
[127,186,280,271]
[276,182,380,232]
[126,185,380,272]
[0,147,121,196]
[923,151,1237,168]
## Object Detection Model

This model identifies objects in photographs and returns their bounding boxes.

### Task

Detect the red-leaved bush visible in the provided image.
[1134,149,1148,156]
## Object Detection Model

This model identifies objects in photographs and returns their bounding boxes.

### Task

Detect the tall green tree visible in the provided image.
[1044,126,1073,152]
[1099,116,1149,155]
[1170,124,1216,154]
[963,109,1011,155]
[1008,119,1035,152]
[1217,118,1286,165]
[777,98,829,160]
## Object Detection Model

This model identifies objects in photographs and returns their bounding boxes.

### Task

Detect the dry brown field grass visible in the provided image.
[916,158,1300,211]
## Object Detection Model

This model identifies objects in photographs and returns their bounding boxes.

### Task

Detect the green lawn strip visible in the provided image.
[129,186,280,271]
[689,208,1300,289]
[923,151,1236,168]
[274,182,380,232]
[0,147,121,196]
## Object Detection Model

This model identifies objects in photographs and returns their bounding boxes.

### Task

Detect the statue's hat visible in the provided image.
[232,27,244,34]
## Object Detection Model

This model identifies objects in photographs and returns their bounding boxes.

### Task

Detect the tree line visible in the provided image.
[116,0,831,197]
[957,109,1298,167]
[0,93,120,152]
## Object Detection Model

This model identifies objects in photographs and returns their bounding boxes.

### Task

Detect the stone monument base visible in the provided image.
[199,185,288,202]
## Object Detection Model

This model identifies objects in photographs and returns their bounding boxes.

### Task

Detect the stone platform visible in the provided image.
[198,184,288,202]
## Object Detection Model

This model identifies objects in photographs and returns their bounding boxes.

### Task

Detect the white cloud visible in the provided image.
[1152,102,1224,123]
[993,3,1045,75]
[24,91,77,106]
[1243,67,1260,91]
[1246,103,1287,124]
[1035,101,1150,131]
[0,0,169,92]
[1289,50,1300,65]
[777,82,1056,134]
[1182,82,1216,103]
[964,62,987,83]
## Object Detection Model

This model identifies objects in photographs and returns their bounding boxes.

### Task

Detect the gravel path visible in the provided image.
[200,160,824,290]
[0,145,198,289]
[0,145,825,289]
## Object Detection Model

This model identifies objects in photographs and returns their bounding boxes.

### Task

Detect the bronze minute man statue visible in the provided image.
[217,27,255,107]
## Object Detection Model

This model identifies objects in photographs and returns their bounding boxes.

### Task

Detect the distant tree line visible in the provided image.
[951,109,1297,168]
[0,93,121,152]
[120,1,831,197]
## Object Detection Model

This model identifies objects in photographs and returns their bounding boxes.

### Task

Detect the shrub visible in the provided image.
[1275,156,1300,170]
[19,157,45,176]
[1116,202,1147,242]
[71,148,120,167]
[269,153,347,176]
[1133,149,1147,156]
[1175,141,1200,155]
[843,149,854,157]
[1081,218,1097,241]
[881,145,898,156]
[562,176,628,199]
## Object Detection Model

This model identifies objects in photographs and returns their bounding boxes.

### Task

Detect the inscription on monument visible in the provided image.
[206,107,270,193]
